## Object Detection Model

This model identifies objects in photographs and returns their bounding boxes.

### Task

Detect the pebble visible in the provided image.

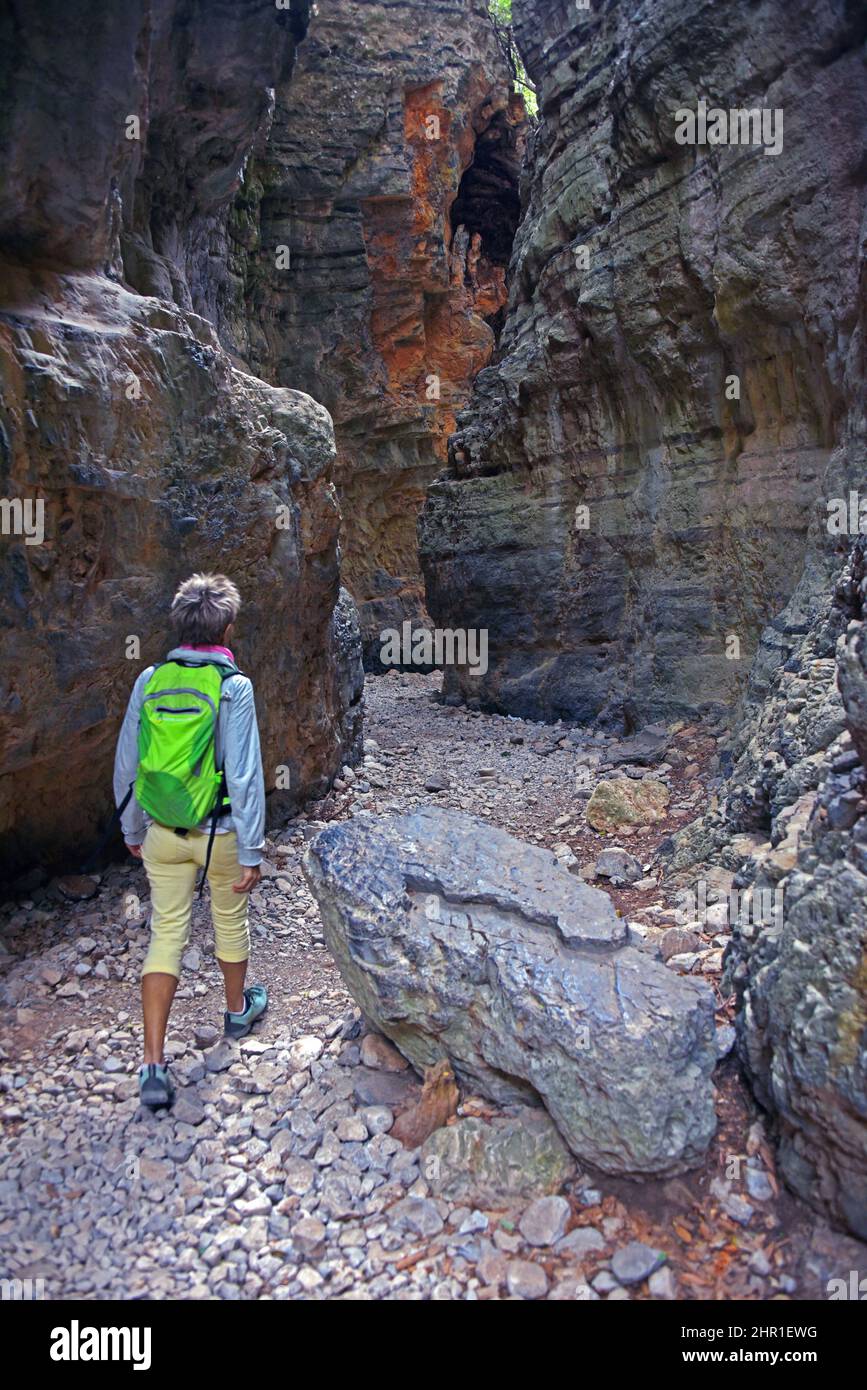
[610,1242,666,1286]
[505,1259,548,1299]
[518,1195,570,1247]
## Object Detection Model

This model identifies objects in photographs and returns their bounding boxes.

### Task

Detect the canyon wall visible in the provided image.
[0,0,363,887]
[419,0,866,726]
[211,0,525,665]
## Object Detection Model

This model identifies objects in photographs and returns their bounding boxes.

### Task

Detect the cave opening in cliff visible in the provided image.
[449,108,522,335]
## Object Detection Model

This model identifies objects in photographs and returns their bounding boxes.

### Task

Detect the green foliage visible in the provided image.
[488,0,538,116]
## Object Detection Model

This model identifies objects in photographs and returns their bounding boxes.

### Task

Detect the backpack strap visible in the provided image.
[81,782,135,873]
[179,661,245,896]
[197,767,229,897]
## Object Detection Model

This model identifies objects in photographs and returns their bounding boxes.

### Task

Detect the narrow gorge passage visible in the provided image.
[2,670,861,1300]
[1,0,866,1328]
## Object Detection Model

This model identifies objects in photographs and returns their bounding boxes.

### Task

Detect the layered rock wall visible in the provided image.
[419,0,866,725]
[214,0,525,665]
[0,0,363,886]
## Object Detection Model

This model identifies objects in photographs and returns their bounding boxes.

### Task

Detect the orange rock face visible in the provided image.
[221,3,526,664]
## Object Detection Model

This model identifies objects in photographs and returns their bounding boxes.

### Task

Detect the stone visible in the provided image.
[477,1250,509,1288]
[194,1026,221,1051]
[204,1040,239,1074]
[594,847,643,884]
[606,727,670,767]
[745,1167,774,1203]
[283,1158,317,1197]
[352,1067,421,1109]
[288,1036,324,1071]
[648,1266,677,1299]
[556,1227,605,1257]
[518,1195,570,1248]
[291,1216,327,1257]
[56,877,99,902]
[549,1277,599,1301]
[421,1109,575,1206]
[722,1195,754,1226]
[173,1092,206,1127]
[388,1197,444,1238]
[424,776,451,793]
[359,1033,409,1073]
[661,928,702,963]
[586,780,670,833]
[359,1106,395,1136]
[304,807,718,1175]
[505,1259,548,1300]
[611,1242,666,1286]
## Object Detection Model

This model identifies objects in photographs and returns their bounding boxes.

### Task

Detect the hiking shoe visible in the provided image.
[139,1062,174,1109]
[224,984,268,1039]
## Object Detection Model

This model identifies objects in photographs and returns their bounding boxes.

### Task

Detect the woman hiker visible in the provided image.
[113,573,268,1108]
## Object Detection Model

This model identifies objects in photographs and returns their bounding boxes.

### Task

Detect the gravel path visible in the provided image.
[0,673,862,1300]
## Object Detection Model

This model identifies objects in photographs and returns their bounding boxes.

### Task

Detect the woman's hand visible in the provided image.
[233,865,261,894]
[127,843,143,859]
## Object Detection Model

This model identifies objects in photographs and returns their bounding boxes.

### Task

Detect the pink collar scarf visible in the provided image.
[188,643,235,661]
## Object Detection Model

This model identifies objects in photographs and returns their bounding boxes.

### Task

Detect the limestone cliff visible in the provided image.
[419,0,866,726]
[212,0,525,665]
[0,0,362,886]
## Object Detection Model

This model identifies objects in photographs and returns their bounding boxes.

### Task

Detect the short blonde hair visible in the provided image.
[170,573,241,645]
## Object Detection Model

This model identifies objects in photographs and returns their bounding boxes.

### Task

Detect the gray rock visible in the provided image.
[291,1216,326,1257]
[420,1109,574,1207]
[556,1226,605,1257]
[204,1040,239,1074]
[594,848,643,884]
[173,1091,206,1126]
[352,1067,420,1109]
[505,1259,548,1300]
[518,1195,570,1248]
[745,1167,774,1202]
[648,1266,677,1298]
[748,1249,772,1277]
[287,1036,323,1071]
[722,1194,754,1226]
[610,1241,666,1286]
[388,1197,444,1238]
[304,808,718,1175]
[359,1106,394,1136]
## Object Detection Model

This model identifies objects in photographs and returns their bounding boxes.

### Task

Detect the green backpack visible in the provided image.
[135,658,240,833]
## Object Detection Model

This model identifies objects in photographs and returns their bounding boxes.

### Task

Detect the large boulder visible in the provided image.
[303,806,718,1176]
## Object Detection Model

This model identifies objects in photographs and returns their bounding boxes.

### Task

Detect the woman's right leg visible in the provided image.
[140,823,198,1064]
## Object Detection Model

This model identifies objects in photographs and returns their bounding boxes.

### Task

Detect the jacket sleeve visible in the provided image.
[113,668,151,845]
[222,676,266,867]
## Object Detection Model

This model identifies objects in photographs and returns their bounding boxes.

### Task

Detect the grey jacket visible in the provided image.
[113,647,266,866]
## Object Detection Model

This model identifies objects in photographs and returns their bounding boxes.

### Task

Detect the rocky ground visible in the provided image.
[0,672,864,1301]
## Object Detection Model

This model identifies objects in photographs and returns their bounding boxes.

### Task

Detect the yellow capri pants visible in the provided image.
[141,822,251,978]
